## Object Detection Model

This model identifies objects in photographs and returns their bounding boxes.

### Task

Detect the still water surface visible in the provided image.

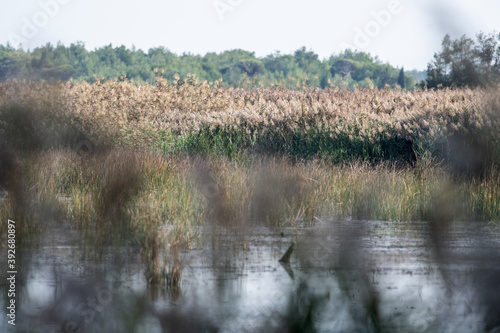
[2,220,500,332]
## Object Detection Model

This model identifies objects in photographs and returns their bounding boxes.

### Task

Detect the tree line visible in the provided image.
[426,32,500,88]
[0,43,419,89]
[1,31,498,89]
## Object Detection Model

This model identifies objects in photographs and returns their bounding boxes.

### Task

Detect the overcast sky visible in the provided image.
[1,0,499,70]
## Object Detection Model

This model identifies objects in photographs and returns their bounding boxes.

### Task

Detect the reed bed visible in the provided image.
[1,77,499,162]
[1,78,500,285]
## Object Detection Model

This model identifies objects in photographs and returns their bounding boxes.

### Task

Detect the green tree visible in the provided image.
[426,32,500,88]
[0,45,25,80]
[397,67,405,89]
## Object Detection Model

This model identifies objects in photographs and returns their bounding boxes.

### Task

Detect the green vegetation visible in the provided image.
[4,31,500,90]
[0,43,421,89]
[0,80,499,238]
[164,124,416,164]
[426,31,500,88]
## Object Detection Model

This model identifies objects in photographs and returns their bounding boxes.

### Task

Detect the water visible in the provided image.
[2,220,500,332]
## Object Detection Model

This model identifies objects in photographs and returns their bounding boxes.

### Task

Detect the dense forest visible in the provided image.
[0,42,421,89]
[1,32,499,89]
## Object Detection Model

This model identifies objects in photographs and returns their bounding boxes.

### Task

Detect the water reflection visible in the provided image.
[1,220,500,332]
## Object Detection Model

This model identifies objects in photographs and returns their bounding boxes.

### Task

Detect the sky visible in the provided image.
[1,0,499,70]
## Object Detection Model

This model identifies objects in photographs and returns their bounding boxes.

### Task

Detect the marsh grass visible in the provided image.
[1,148,500,296]
[165,124,417,164]
[1,79,500,292]
[2,151,500,242]
[2,79,499,163]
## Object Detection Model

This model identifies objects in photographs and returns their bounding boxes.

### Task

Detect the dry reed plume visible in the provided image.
[1,78,498,161]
